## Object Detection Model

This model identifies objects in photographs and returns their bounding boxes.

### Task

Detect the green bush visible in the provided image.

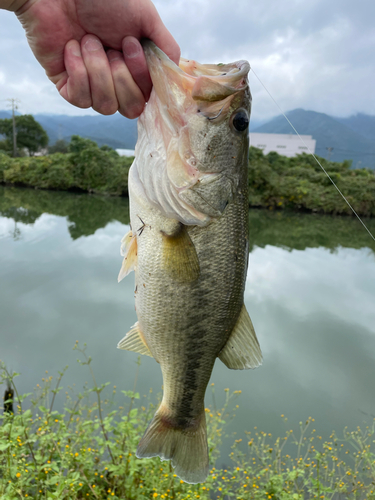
[1,139,374,216]
[1,345,375,499]
[0,137,132,196]
[248,148,375,216]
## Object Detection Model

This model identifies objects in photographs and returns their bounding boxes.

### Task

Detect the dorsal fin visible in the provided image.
[219,305,262,369]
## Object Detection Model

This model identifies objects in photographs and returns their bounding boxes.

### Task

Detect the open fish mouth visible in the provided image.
[142,40,250,121]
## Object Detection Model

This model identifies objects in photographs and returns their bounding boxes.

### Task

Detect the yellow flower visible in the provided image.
[16,473,21,478]
[153,494,158,498]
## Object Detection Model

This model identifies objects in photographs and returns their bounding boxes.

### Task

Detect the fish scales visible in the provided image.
[118,41,262,483]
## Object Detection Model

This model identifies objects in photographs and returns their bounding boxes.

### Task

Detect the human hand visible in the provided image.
[5,0,180,118]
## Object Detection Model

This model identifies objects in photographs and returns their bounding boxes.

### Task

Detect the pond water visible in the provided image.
[1,185,375,464]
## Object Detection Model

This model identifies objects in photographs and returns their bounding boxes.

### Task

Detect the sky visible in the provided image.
[0,0,374,121]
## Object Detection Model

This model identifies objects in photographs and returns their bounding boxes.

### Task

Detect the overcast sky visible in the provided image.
[0,0,374,121]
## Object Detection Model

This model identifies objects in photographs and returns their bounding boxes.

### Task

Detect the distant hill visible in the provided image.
[2,108,375,169]
[252,109,375,169]
[0,110,138,149]
[335,113,375,142]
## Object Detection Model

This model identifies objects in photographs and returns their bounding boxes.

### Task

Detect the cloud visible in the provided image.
[1,0,375,120]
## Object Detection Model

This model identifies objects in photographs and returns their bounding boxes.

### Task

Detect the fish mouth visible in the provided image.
[142,40,250,108]
[138,41,250,224]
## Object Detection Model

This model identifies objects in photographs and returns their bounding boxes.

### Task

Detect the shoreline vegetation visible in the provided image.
[1,135,374,217]
[1,346,375,500]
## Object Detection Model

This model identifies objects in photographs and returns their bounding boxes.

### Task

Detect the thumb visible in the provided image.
[142,8,180,65]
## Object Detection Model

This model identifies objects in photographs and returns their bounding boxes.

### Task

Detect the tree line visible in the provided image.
[1,114,375,217]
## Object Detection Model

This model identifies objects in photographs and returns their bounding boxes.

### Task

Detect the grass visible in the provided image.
[1,344,375,499]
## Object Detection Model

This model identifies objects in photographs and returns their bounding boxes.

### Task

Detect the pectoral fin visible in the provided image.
[117,322,153,358]
[118,231,137,282]
[161,223,200,283]
[219,305,262,370]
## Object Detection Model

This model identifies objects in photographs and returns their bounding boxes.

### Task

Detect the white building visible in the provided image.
[116,148,135,157]
[250,133,316,157]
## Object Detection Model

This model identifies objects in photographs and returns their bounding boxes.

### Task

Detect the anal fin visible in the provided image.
[118,230,137,282]
[117,322,153,358]
[161,223,200,283]
[219,305,262,370]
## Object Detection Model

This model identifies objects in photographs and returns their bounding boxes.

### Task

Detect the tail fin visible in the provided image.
[136,407,209,484]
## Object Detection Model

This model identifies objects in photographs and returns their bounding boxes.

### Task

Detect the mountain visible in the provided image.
[2,109,375,169]
[0,111,138,149]
[335,113,375,142]
[252,109,375,169]
[35,113,138,149]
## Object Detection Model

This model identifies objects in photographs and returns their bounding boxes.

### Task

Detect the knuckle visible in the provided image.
[93,100,118,116]
[119,104,144,120]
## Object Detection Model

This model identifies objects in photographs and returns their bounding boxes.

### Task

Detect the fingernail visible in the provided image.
[85,38,102,52]
[123,39,141,58]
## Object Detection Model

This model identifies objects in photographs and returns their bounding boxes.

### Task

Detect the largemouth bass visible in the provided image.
[118,41,262,483]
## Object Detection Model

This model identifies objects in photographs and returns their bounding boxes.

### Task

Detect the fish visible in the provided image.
[117,41,262,484]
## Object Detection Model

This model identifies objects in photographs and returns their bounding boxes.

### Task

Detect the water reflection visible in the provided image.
[1,185,374,252]
[0,186,129,240]
[1,185,375,464]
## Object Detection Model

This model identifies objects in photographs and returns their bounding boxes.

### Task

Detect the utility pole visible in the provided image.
[326,147,334,161]
[6,98,21,157]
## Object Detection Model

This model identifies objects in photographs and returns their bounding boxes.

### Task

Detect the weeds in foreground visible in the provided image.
[1,343,375,499]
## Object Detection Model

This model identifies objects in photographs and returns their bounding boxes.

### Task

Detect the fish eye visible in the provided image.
[232,110,249,132]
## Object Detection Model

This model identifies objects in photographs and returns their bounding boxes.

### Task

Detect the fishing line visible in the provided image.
[250,67,375,243]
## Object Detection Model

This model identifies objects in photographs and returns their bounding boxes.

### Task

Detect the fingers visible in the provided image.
[55,35,147,118]
[122,37,152,102]
[107,49,145,119]
[55,36,119,114]
[81,34,118,115]
[54,39,92,109]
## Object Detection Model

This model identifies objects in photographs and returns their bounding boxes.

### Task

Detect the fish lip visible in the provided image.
[142,40,250,93]
[142,39,185,75]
